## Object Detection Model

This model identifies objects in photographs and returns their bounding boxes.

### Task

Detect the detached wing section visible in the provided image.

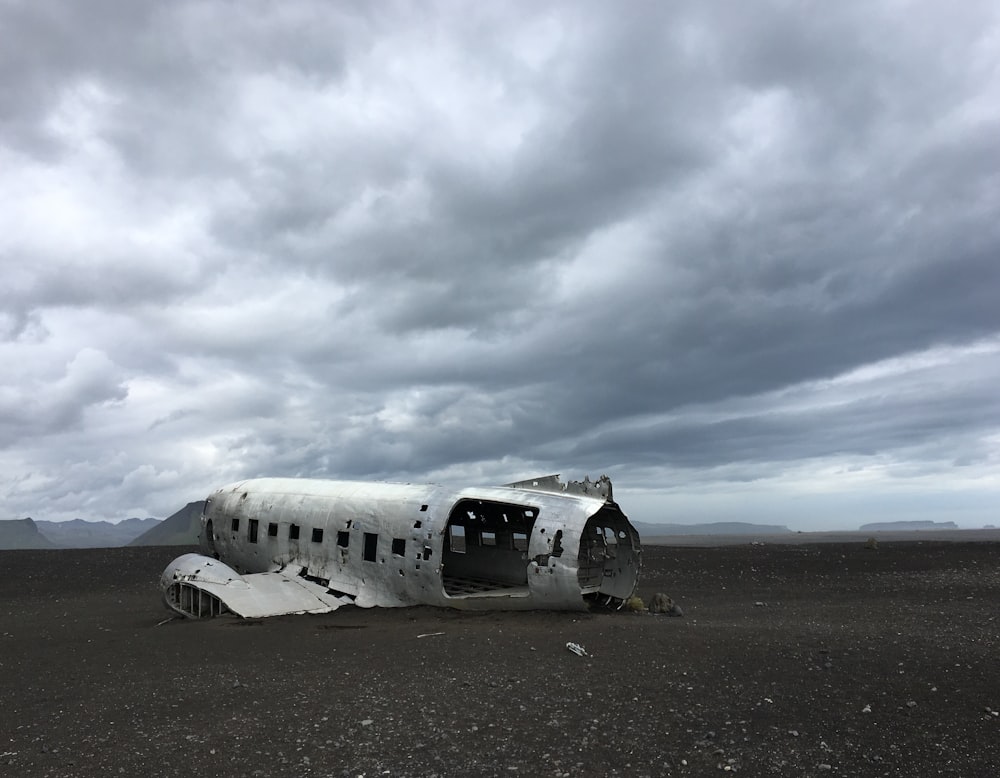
[161,553,352,619]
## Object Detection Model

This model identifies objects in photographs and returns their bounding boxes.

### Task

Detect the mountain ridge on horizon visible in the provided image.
[0,501,206,549]
[629,520,793,536]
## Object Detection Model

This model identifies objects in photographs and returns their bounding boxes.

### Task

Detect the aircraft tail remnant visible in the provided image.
[161,475,641,619]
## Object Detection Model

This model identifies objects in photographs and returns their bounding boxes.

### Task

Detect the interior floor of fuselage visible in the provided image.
[442,574,529,598]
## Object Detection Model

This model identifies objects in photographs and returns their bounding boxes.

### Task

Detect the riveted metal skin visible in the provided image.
[161,476,641,619]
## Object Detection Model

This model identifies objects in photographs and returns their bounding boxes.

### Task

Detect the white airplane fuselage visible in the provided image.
[161,476,641,618]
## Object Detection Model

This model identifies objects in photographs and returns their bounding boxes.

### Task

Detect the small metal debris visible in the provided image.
[417,632,445,638]
[566,642,588,657]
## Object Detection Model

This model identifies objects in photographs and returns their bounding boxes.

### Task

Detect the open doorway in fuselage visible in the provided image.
[204,518,220,559]
[441,498,537,598]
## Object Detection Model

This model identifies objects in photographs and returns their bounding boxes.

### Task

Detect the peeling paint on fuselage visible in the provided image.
[161,476,641,618]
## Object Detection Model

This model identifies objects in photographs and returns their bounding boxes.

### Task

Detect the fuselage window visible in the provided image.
[231,518,240,533]
[267,522,278,537]
[363,532,378,562]
[391,538,406,556]
[448,524,466,553]
[337,530,349,548]
[248,519,259,543]
[312,527,324,543]
[289,524,300,540]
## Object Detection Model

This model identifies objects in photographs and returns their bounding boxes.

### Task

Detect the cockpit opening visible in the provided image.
[578,506,641,609]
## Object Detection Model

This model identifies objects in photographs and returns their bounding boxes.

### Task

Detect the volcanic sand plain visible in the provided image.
[2,538,999,776]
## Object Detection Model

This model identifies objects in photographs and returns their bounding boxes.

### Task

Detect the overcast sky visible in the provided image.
[2,1,998,530]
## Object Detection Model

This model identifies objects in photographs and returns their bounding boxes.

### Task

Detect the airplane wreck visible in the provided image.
[160,474,641,619]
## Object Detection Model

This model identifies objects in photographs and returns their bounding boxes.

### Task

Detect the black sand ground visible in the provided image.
[1,540,998,777]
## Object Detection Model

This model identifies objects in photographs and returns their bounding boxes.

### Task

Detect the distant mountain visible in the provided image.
[633,521,793,536]
[130,501,206,546]
[859,520,959,532]
[0,518,58,549]
[34,517,161,548]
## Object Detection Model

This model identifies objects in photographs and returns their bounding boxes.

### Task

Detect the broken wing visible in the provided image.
[161,553,353,619]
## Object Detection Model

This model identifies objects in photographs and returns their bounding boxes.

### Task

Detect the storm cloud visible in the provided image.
[2,1,998,529]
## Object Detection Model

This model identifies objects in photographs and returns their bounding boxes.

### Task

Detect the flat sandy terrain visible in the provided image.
[2,539,998,776]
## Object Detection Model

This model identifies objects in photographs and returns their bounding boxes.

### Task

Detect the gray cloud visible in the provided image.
[1,1,998,529]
